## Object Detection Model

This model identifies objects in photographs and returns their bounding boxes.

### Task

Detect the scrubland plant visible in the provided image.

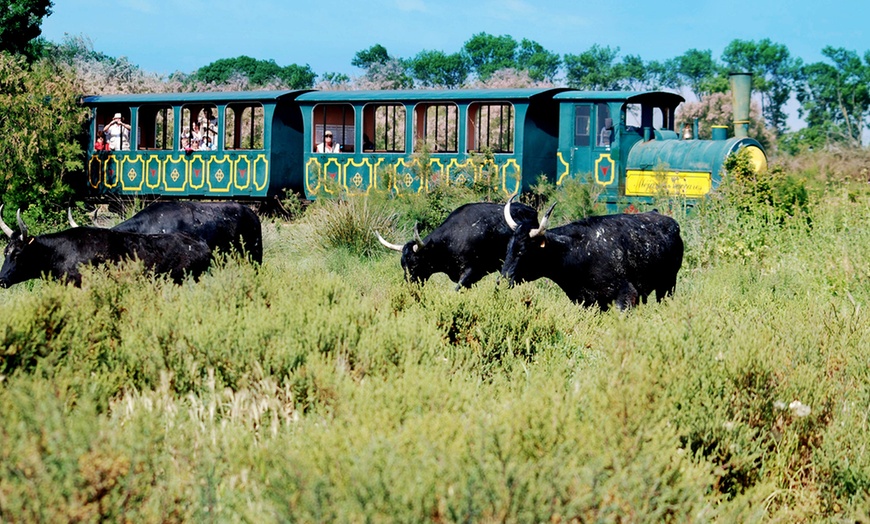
[1,159,870,521]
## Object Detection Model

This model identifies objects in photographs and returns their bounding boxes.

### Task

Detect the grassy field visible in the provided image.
[1,162,869,522]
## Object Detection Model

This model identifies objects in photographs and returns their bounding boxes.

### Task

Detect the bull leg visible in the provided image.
[656,278,677,301]
[456,267,483,290]
[615,282,639,311]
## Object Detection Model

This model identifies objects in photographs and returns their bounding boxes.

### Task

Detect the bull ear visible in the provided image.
[529,202,556,238]
[503,193,519,231]
[0,205,13,238]
[15,209,27,239]
[68,208,80,228]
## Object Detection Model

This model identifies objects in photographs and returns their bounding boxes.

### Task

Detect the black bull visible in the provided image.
[1,208,211,287]
[501,202,684,311]
[70,201,262,263]
[376,201,539,289]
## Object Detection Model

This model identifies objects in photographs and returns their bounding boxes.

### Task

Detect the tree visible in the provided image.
[674,48,722,99]
[722,38,802,133]
[194,56,315,88]
[409,50,469,89]
[0,52,89,225]
[564,45,622,90]
[516,39,560,83]
[462,33,518,81]
[796,46,870,147]
[615,54,649,91]
[0,0,52,57]
[352,44,390,69]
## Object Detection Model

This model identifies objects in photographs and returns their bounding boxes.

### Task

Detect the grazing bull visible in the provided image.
[376,201,539,289]
[70,201,262,263]
[1,207,212,287]
[501,202,683,311]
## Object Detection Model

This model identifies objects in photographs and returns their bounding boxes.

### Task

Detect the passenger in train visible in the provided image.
[316,131,340,153]
[103,113,131,150]
[94,135,109,151]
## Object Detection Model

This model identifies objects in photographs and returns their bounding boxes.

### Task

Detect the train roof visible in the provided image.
[295,88,570,103]
[80,90,309,105]
[554,90,685,105]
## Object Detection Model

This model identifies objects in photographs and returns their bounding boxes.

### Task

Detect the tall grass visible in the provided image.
[1,167,869,521]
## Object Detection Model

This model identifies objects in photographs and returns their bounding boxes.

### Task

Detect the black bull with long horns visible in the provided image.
[501,201,684,311]
[376,201,539,289]
[1,206,212,287]
[69,201,263,264]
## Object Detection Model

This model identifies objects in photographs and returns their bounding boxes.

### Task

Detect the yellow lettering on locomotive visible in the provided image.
[625,170,712,198]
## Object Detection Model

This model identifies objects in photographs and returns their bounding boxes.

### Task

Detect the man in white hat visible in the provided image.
[103,112,131,151]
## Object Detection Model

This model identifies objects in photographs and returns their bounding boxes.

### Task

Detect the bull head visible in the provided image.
[375,224,425,254]
[503,196,556,238]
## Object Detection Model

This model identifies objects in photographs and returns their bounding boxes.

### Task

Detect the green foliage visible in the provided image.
[409,49,469,89]
[722,148,811,222]
[462,32,518,81]
[0,0,51,57]
[673,48,724,99]
[797,46,870,148]
[351,44,390,69]
[516,38,561,83]
[564,44,622,90]
[194,55,316,88]
[0,52,89,225]
[301,195,399,257]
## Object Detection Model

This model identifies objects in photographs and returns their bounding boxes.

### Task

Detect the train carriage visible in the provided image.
[295,88,565,198]
[81,90,309,200]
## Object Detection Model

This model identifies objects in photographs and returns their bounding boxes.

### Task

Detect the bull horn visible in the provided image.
[503,193,519,231]
[16,209,27,239]
[412,223,424,253]
[68,207,80,228]
[375,231,404,252]
[0,205,13,238]
[413,223,424,246]
[529,202,557,238]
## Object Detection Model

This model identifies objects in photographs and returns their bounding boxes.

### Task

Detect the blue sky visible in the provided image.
[41,0,869,79]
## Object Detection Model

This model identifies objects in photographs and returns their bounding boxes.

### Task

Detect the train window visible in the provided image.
[97,108,131,151]
[181,105,218,151]
[624,104,641,129]
[225,103,264,150]
[468,102,514,153]
[137,105,174,150]
[413,103,458,153]
[573,105,590,147]
[363,103,405,153]
[312,104,355,153]
[596,104,612,147]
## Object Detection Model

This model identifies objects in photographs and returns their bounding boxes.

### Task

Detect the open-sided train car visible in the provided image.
[81,76,766,211]
[295,88,563,198]
[81,90,308,199]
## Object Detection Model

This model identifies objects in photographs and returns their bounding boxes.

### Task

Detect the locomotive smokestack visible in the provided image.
[729,72,752,139]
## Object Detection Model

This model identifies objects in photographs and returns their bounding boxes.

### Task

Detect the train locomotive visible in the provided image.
[81,73,766,211]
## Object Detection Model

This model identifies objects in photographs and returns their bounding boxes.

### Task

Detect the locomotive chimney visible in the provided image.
[729,72,752,139]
